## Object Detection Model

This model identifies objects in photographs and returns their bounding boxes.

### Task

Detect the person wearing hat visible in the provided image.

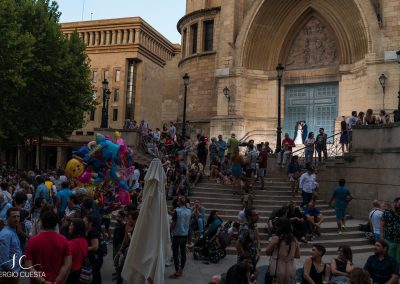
[227,133,239,158]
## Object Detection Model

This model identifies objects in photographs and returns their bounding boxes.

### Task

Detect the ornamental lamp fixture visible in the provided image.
[379,73,387,110]
[276,64,284,79]
[379,73,387,89]
[102,78,109,90]
[183,73,190,87]
[223,86,230,101]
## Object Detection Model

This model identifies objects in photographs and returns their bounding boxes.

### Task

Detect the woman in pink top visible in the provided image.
[66,219,88,284]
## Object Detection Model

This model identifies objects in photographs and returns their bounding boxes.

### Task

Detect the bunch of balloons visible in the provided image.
[65,131,134,200]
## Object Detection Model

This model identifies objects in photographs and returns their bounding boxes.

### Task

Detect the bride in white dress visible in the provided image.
[294,121,303,145]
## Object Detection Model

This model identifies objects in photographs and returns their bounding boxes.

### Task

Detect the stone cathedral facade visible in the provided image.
[177,0,400,145]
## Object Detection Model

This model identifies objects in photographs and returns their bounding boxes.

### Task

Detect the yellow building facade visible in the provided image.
[177,0,400,145]
[29,18,181,169]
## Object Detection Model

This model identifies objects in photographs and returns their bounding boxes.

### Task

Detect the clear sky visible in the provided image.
[55,0,186,43]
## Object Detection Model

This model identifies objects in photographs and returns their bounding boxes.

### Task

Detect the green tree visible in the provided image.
[0,0,34,144]
[0,0,96,166]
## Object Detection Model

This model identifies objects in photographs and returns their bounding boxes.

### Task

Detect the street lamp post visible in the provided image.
[378,73,387,110]
[275,64,285,154]
[101,79,111,128]
[396,50,400,122]
[182,73,190,138]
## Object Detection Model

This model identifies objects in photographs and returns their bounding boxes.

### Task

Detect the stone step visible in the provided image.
[199,180,291,187]
[214,213,342,223]
[181,201,330,211]
[193,187,297,196]
[256,230,365,241]
[254,221,361,234]
[197,182,291,189]
[239,237,370,249]
[224,244,373,256]
[198,207,337,217]
[191,191,313,200]
[187,196,325,206]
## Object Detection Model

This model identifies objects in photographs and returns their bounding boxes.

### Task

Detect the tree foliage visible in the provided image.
[0,0,95,147]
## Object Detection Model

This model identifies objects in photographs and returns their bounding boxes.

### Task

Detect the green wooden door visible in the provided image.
[284,83,338,140]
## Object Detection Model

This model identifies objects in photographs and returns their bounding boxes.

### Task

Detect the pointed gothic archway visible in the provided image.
[238,0,371,71]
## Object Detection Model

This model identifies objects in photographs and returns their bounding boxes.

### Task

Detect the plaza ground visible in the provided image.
[97,248,371,284]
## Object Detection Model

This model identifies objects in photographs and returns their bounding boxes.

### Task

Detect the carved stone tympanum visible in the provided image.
[286,17,339,69]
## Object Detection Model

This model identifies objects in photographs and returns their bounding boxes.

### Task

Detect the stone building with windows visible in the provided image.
[20,17,181,169]
[177,0,400,145]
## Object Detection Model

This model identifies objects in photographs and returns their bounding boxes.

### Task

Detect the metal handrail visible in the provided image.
[238,129,274,142]
[289,131,345,161]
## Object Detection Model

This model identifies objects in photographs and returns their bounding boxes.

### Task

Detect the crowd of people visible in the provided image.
[0,112,399,284]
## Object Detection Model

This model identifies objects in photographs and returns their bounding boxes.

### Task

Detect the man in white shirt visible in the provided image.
[369,200,383,240]
[346,111,357,149]
[129,163,141,192]
[299,166,318,207]
[168,122,176,140]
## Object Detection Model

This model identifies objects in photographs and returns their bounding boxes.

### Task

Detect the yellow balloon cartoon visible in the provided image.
[65,158,84,178]
[114,131,121,140]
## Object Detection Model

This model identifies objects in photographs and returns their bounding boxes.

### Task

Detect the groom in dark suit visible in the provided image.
[301,121,308,142]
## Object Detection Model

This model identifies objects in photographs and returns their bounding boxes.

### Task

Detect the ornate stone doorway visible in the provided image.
[284,83,338,140]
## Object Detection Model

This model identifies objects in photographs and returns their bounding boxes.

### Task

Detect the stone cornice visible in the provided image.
[177,7,221,33]
[61,18,181,67]
[178,51,216,67]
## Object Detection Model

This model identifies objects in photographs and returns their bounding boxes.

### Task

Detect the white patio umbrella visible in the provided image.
[121,158,171,284]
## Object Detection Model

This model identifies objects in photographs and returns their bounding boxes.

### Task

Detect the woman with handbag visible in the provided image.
[66,218,88,284]
[265,219,300,283]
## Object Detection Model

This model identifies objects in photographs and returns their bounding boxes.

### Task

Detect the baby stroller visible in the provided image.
[193,221,231,263]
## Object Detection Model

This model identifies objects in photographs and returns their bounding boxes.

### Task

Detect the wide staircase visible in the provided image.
[191,173,373,256]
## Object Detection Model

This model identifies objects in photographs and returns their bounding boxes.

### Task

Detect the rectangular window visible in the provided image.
[125,60,137,120]
[89,109,95,121]
[190,23,198,54]
[113,109,118,121]
[104,70,109,81]
[92,71,97,83]
[203,20,214,52]
[92,90,97,100]
[182,29,187,57]
[114,89,120,102]
[115,70,121,82]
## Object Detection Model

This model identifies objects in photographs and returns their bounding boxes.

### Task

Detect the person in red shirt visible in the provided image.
[278,133,296,166]
[25,211,71,284]
[66,219,88,284]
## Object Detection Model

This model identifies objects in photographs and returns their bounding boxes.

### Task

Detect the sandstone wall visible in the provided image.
[318,124,400,219]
